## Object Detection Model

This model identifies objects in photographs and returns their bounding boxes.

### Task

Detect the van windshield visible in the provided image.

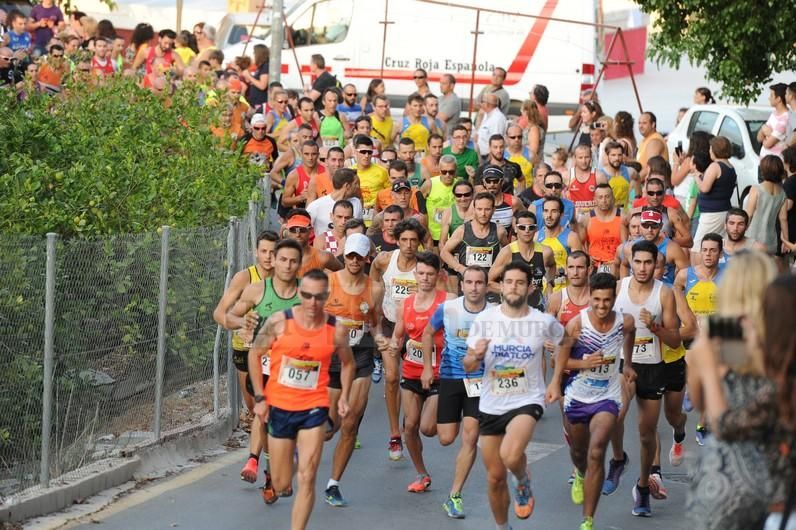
[745,120,765,155]
[229,24,271,45]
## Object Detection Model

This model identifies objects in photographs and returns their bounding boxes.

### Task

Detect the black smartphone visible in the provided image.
[707,315,746,368]
[675,141,683,157]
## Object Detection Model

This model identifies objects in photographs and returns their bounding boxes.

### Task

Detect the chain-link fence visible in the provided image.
[0,185,274,507]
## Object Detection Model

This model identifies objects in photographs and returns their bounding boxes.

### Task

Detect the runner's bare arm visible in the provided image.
[673,268,687,293]
[276,122,295,152]
[281,170,305,207]
[390,298,407,355]
[670,243,691,278]
[487,246,511,294]
[656,286,682,349]
[335,321,355,417]
[441,225,465,274]
[438,207,453,249]
[546,290,562,317]
[213,269,252,328]
[545,317,579,403]
[622,314,637,383]
[568,230,584,252]
[305,174,319,203]
[369,252,388,285]
[669,206,693,249]
[420,320,437,389]
[322,250,343,272]
[497,225,509,246]
[225,281,262,330]
[247,312,284,396]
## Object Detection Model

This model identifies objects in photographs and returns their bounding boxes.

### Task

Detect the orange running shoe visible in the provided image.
[240,457,258,483]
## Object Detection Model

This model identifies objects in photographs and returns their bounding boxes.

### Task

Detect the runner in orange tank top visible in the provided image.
[284,209,342,276]
[581,183,628,273]
[250,269,354,530]
[390,251,454,493]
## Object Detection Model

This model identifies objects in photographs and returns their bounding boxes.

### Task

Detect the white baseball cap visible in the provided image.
[251,113,267,126]
[344,233,370,257]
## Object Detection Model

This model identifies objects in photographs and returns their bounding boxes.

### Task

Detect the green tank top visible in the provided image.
[450,205,466,236]
[426,177,455,241]
[253,278,300,330]
[319,112,345,148]
[408,164,423,188]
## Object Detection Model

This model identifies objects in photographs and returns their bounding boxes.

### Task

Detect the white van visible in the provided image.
[222,0,596,114]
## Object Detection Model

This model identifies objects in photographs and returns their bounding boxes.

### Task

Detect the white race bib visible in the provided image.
[391,278,416,300]
[490,367,528,395]
[405,339,436,366]
[584,353,614,381]
[362,207,375,222]
[463,377,482,398]
[633,336,654,363]
[261,351,271,375]
[433,209,444,223]
[340,318,366,347]
[465,246,494,267]
[277,356,321,390]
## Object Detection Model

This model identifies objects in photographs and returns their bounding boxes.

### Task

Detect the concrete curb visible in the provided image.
[0,411,236,524]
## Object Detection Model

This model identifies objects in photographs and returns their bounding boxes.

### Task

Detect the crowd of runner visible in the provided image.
[5,11,796,530]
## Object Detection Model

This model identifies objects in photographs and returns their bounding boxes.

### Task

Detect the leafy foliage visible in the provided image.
[637,0,796,104]
[0,76,260,237]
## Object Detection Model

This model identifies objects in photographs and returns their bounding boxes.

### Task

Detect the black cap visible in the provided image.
[392,179,411,192]
[482,165,504,181]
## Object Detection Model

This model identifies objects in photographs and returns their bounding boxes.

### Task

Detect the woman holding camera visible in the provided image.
[685,250,777,529]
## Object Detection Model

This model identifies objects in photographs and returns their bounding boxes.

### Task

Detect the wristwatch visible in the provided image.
[254,394,265,403]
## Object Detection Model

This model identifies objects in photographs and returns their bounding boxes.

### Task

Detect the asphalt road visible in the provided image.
[67,380,693,530]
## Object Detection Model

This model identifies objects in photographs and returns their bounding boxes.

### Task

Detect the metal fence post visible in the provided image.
[213,223,235,418]
[228,218,240,420]
[153,226,170,440]
[247,200,257,252]
[40,232,57,488]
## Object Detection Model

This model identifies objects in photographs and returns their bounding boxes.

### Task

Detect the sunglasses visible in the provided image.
[275,99,287,104]
[454,192,472,198]
[358,149,373,155]
[0,57,11,61]
[484,178,501,184]
[252,126,266,131]
[646,190,664,196]
[319,157,326,162]
[299,290,329,302]
[516,224,537,232]
[288,226,309,234]
[413,75,426,80]
[641,222,660,229]
[440,169,456,176]
[50,53,64,58]
[452,135,468,140]
[344,92,356,97]
[545,182,563,189]
[507,135,522,140]
[345,253,366,261]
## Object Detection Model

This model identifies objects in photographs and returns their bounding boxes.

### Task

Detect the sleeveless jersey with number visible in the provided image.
[295,115,319,139]
[402,290,447,380]
[449,205,467,236]
[382,250,417,323]
[600,166,631,208]
[435,297,494,379]
[323,230,340,254]
[325,272,375,370]
[509,241,546,309]
[656,237,676,286]
[268,109,289,135]
[265,309,336,411]
[458,221,500,271]
[558,288,589,327]
[614,277,663,365]
[299,246,325,277]
[568,170,598,211]
[684,267,720,317]
[537,226,572,292]
[370,232,398,254]
[319,111,345,148]
[564,309,624,407]
[401,116,432,152]
[231,265,265,351]
[426,177,455,241]
[587,209,623,266]
[491,194,514,231]
[467,305,565,415]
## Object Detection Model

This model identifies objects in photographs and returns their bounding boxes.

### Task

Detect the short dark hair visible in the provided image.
[398,137,416,148]
[407,94,424,106]
[544,171,563,184]
[462,266,488,283]
[726,207,749,224]
[275,238,303,259]
[332,199,354,215]
[328,146,345,157]
[514,210,537,224]
[393,218,426,241]
[453,180,474,194]
[543,196,564,213]
[568,250,591,268]
[302,268,328,284]
[631,239,658,262]
[604,140,624,154]
[782,145,796,171]
[354,135,374,148]
[501,261,533,283]
[298,96,314,108]
[256,230,278,247]
[759,154,785,183]
[646,177,665,189]
[415,251,441,271]
[595,182,612,192]
[428,133,444,145]
[770,82,788,104]
[311,53,325,69]
[533,84,549,105]
[354,115,372,127]
[489,134,505,145]
[701,232,724,251]
[332,168,356,189]
[344,218,366,234]
[473,191,495,207]
[589,272,617,292]
[388,160,408,175]
[159,29,177,39]
[383,204,405,218]
[642,111,657,125]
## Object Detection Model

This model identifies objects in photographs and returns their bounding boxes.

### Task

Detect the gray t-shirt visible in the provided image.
[477,85,511,114]
[439,92,462,137]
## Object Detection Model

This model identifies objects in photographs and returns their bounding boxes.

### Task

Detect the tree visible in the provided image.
[637,0,796,104]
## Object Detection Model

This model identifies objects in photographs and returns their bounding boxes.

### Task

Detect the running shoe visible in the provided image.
[279,485,293,497]
[648,472,668,500]
[372,357,383,383]
[388,437,403,461]
[567,472,575,485]
[355,437,361,450]
[602,452,628,495]
[632,483,652,517]
[579,517,594,530]
[442,493,465,519]
[324,485,348,507]
[696,424,708,446]
[571,471,584,505]
[240,456,258,483]
[669,439,684,467]
[407,474,431,493]
[682,390,694,412]
[511,470,535,519]
[262,471,278,505]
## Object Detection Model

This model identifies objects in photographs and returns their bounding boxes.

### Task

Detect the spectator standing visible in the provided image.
[437,74,461,137]
[241,44,269,112]
[91,37,114,77]
[745,155,788,256]
[575,100,603,146]
[474,93,506,158]
[195,24,217,61]
[37,43,66,92]
[783,146,796,266]
[5,10,31,56]
[29,0,63,53]
[409,67,431,99]
[672,130,711,190]
[758,83,790,158]
[0,46,22,86]
[476,66,509,113]
[612,111,637,162]
[307,53,338,111]
[531,84,549,132]
[522,101,544,167]
[359,78,383,114]
[693,87,715,105]
[174,31,196,66]
[637,111,669,170]
[127,23,154,72]
[693,136,737,247]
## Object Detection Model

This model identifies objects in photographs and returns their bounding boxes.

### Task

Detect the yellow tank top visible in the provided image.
[401,117,431,152]
[231,265,264,351]
[638,132,669,167]
[609,174,630,209]
[541,232,568,292]
[371,116,394,145]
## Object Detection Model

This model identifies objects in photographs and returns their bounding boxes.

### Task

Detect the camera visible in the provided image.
[707,315,747,368]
